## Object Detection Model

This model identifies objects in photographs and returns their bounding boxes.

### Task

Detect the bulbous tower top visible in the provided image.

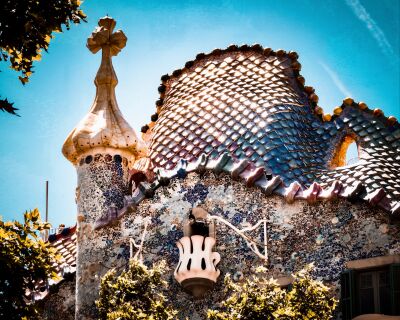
[62,16,147,165]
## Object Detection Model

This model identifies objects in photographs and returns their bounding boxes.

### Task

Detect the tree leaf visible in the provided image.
[0,98,19,116]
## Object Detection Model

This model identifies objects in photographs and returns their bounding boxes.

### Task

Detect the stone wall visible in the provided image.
[75,152,131,319]
[117,171,400,318]
[38,274,76,320]
[76,169,399,319]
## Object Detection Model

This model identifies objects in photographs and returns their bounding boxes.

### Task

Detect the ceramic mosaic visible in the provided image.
[75,153,131,319]
[143,46,399,214]
[80,170,399,319]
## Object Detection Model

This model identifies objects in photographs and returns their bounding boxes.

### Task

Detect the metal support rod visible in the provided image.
[129,219,149,262]
[264,220,268,263]
[208,215,268,262]
[45,180,49,241]
[45,181,49,222]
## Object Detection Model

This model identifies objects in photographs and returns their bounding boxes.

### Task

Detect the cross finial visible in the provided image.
[87,16,127,56]
[86,16,127,86]
[62,16,147,167]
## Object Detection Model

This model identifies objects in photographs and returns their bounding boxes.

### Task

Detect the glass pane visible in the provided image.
[379,271,389,287]
[395,292,400,315]
[393,266,400,290]
[359,288,375,314]
[379,285,390,315]
[360,273,373,289]
[379,271,390,314]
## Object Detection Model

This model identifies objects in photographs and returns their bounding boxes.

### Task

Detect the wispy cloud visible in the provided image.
[319,62,353,98]
[345,0,396,62]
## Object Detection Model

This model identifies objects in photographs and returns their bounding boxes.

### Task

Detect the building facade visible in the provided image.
[42,16,400,319]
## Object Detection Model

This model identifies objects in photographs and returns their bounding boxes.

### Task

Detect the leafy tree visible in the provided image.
[276,265,338,319]
[207,264,337,320]
[208,267,286,320]
[0,209,59,319]
[0,0,87,115]
[96,259,178,320]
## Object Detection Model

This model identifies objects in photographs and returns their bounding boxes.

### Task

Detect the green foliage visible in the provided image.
[207,264,337,320]
[96,259,178,320]
[97,261,336,320]
[0,209,59,319]
[0,0,87,115]
[275,265,337,319]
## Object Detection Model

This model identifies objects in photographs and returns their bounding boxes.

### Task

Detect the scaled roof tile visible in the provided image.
[137,44,399,215]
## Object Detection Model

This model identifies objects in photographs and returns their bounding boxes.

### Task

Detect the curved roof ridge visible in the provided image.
[324,97,399,129]
[141,43,317,136]
[93,152,399,230]
[140,44,399,138]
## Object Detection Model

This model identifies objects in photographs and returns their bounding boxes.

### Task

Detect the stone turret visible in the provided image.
[62,16,146,319]
[62,17,146,164]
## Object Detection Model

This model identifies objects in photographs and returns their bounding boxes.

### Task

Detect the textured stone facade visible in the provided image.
[38,274,76,320]
[75,152,131,318]
[87,170,399,319]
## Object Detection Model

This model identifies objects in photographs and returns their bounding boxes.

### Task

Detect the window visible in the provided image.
[346,141,359,166]
[331,134,359,168]
[358,270,390,314]
[129,171,147,194]
[341,264,400,319]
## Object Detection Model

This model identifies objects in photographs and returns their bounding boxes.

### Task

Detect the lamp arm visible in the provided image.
[129,219,149,262]
[208,215,268,262]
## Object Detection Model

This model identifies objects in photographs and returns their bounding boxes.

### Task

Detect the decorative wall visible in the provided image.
[92,170,400,319]
[38,274,76,320]
[75,153,131,319]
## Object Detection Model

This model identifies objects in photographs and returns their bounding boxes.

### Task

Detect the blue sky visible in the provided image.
[0,0,399,228]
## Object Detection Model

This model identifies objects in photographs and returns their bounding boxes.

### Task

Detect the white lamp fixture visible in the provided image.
[174,207,268,298]
[174,235,220,298]
[174,207,220,298]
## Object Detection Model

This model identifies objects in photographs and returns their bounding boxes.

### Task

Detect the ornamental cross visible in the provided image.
[87,16,127,56]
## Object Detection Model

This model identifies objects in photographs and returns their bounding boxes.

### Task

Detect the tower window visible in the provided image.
[331,134,359,168]
[346,141,359,166]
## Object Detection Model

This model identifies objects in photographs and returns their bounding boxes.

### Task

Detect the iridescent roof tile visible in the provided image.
[138,44,399,214]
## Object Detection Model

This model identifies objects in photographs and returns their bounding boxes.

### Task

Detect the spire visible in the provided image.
[62,16,147,165]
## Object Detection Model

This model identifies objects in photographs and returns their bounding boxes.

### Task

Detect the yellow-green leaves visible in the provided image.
[207,264,337,320]
[1,0,87,115]
[0,209,59,319]
[31,208,40,221]
[96,259,178,320]
[1,0,87,83]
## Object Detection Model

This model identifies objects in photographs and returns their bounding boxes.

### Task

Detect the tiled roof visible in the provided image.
[95,150,399,230]
[145,45,318,186]
[136,44,398,213]
[26,226,77,301]
[48,225,77,275]
[315,100,400,207]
